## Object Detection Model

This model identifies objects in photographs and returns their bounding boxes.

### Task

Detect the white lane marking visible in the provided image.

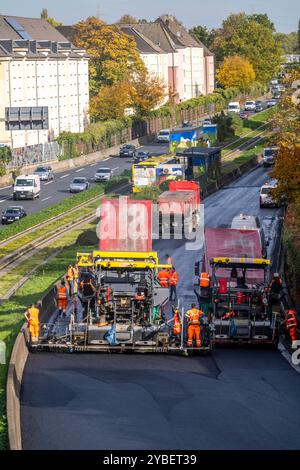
[0,185,13,191]
[102,158,110,162]
[0,199,7,203]
[44,181,53,185]
[60,174,69,179]
[75,168,85,172]
[278,341,300,374]
[90,163,98,167]
[112,167,119,171]
[41,196,52,202]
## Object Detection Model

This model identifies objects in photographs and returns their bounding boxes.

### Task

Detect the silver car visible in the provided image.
[34,165,54,181]
[69,177,90,193]
[94,168,113,182]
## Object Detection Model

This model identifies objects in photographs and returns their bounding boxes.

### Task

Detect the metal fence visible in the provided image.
[8,142,60,169]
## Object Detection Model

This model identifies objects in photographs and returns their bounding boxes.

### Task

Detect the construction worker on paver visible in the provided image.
[72,263,79,295]
[25,303,40,343]
[157,269,170,288]
[57,279,68,317]
[285,309,298,349]
[169,267,178,302]
[269,273,283,303]
[199,272,210,288]
[186,303,203,347]
[66,264,75,296]
[166,254,173,267]
[173,307,181,339]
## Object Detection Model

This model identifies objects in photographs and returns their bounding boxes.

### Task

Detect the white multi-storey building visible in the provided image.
[0,15,89,149]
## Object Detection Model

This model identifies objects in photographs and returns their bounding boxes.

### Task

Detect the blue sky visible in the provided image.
[1,0,299,32]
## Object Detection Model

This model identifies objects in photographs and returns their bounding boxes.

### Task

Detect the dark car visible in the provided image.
[133,151,150,163]
[119,144,136,158]
[239,110,250,120]
[255,100,264,112]
[1,206,26,225]
[272,92,281,100]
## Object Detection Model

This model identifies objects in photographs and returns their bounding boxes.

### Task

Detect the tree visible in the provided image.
[189,25,216,49]
[216,55,256,90]
[250,13,275,31]
[277,32,298,54]
[40,8,62,27]
[118,14,138,24]
[73,17,145,95]
[90,81,132,120]
[130,70,166,115]
[268,68,300,204]
[211,12,283,83]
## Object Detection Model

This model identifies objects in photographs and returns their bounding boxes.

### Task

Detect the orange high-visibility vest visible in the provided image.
[27,307,39,321]
[186,308,203,325]
[169,271,178,286]
[199,272,210,287]
[173,310,181,335]
[58,287,67,299]
[157,270,170,288]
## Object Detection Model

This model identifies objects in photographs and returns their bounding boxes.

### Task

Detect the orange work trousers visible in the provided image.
[29,320,39,342]
[289,327,297,342]
[187,324,201,347]
[58,298,67,312]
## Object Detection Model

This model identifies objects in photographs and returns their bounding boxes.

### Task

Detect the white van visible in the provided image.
[13,174,40,200]
[157,129,170,143]
[228,102,241,114]
[259,180,278,208]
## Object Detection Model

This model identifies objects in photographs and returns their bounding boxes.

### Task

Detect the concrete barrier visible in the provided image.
[6,323,28,450]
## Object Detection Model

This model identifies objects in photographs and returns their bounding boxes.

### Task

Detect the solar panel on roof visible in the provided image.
[4,17,33,40]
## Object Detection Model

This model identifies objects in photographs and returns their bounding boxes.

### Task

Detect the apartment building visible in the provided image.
[0,15,89,149]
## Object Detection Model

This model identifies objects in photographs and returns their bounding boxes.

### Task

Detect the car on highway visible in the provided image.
[272,91,281,100]
[119,144,136,158]
[262,147,278,167]
[94,167,113,182]
[231,213,267,257]
[239,110,250,120]
[244,100,256,111]
[228,101,241,114]
[255,100,264,112]
[1,206,27,225]
[69,177,90,193]
[33,165,54,181]
[133,150,150,163]
[267,98,277,107]
[259,180,279,208]
[156,129,170,143]
[13,174,40,200]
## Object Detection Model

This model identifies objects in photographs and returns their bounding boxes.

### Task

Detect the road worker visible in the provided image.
[72,263,79,295]
[166,254,173,267]
[270,273,283,303]
[173,307,181,339]
[157,269,170,288]
[199,272,210,288]
[25,303,40,343]
[186,303,203,347]
[169,267,179,302]
[57,279,68,317]
[285,309,298,349]
[66,264,75,296]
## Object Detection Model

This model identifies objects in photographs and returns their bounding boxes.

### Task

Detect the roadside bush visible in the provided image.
[104,176,131,194]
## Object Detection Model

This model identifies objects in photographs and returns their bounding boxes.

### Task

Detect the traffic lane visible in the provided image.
[21,349,300,450]
[0,142,168,219]
[0,157,132,226]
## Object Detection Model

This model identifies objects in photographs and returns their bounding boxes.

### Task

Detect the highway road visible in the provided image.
[0,143,169,225]
[20,164,300,450]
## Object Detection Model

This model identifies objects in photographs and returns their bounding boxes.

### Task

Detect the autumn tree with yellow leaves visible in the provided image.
[73,16,145,94]
[216,55,256,91]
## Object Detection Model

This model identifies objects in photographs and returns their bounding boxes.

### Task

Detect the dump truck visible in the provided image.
[156,180,200,238]
[195,228,281,346]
